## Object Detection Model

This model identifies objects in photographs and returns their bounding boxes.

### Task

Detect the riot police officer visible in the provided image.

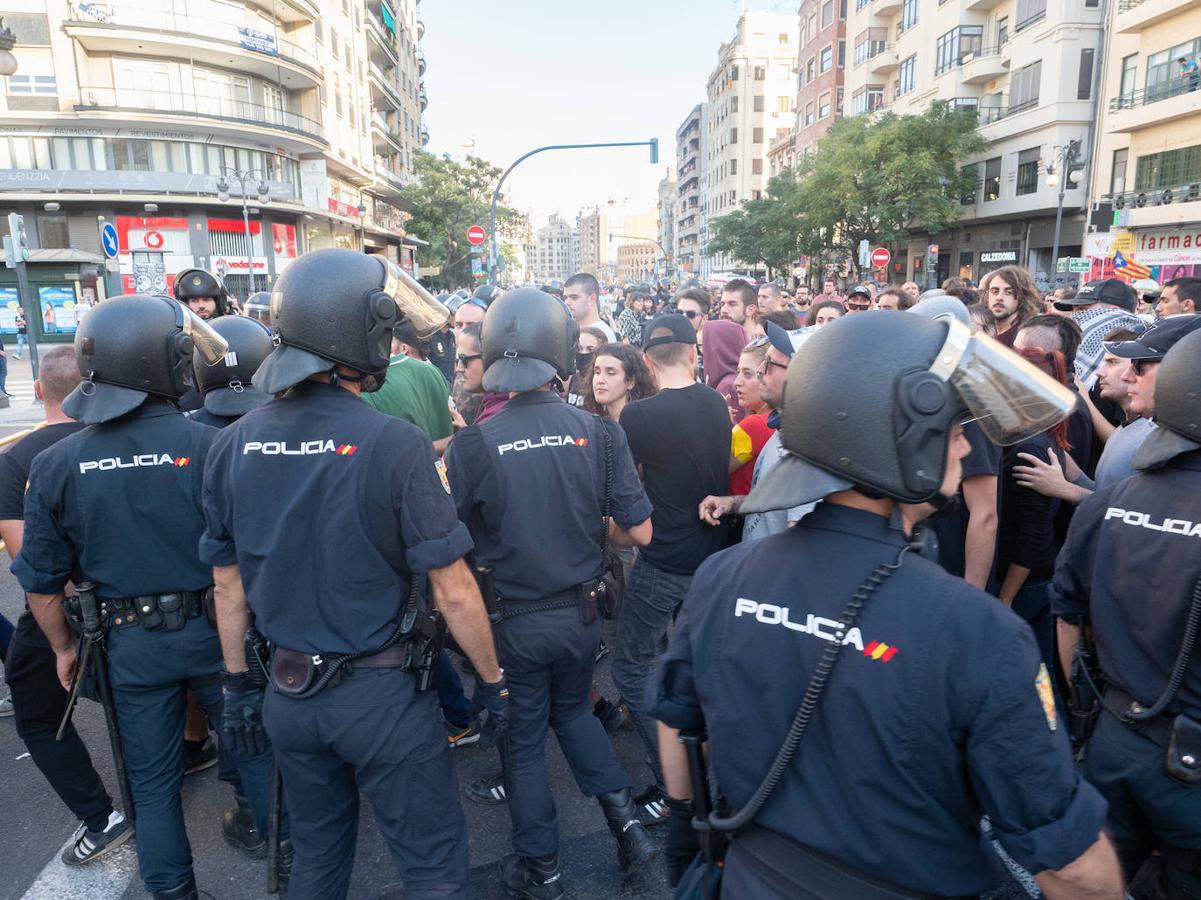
[648,313,1123,898]
[187,315,273,429]
[444,288,657,899]
[1052,326,1201,896]
[243,291,272,326]
[173,268,228,321]
[11,296,278,900]
[200,248,507,900]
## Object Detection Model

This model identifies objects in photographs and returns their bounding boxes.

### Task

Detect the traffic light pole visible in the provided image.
[14,256,38,380]
[487,138,659,283]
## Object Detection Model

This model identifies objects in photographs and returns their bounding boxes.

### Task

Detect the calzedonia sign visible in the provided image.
[980,251,1017,263]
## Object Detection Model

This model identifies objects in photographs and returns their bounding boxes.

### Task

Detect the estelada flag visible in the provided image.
[1113,250,1151,280]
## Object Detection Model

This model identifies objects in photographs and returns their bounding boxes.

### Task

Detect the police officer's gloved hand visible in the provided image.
[221,669,267,757]
[475,672,509,751]
[664,797,701,887]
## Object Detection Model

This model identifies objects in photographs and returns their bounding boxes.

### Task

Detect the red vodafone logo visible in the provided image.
[144,230,165,250]
[274,238,283,254]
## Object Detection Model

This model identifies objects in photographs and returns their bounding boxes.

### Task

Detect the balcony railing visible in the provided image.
[1110,78,1201,112]
[369,62,403,106]
[67,3,320,72]
[76,86,325,142]
[1109,182,1201,209]
[976,99,1037,124]
[1117,0,1145,10]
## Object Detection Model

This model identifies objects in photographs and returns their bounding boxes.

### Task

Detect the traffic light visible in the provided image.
[7,213,28,263]
[649,138,659,165]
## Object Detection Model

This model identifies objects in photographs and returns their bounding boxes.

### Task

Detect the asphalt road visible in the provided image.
[0,563,671,900]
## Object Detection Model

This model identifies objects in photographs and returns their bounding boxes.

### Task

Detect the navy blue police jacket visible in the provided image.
[13,401,216,599]
[648,501,1107,895]
[1050,449,1201,719]
[200,380,473,655]
[445,390,652,602]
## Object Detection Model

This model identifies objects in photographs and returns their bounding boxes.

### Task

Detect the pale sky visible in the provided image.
[420,0,793,228]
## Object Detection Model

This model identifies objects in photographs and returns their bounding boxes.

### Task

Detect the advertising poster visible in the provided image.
[38,285,81,334]
[0,288,20,333]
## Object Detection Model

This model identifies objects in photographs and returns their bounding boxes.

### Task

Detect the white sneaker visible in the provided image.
[0,695,12,717]
[61,810,133,866]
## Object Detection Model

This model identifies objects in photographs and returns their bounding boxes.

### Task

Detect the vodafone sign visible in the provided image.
[144,230,165,250]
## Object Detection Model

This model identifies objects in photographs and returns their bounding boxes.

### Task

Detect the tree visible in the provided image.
[791,102,987,281]
[400,152,521,288]
[707,102,985,281]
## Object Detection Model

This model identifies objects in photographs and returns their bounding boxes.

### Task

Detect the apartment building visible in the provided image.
[700,10,799,276]
[577,204,657,282]
[795,0,847,159]
[844,0,1104,286]
[1083,0,1201,282]
[656,168,676,277]
[616,241,656,282]
[527,213,578,283]
[0,0,426,334]
[674,102,705,276]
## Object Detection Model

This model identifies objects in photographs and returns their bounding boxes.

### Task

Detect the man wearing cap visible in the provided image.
[1055,278,1144,386]
[445,288,656,897]
[844,285,874,313]
[1051,326,1201,898]
[613,314,732,825]
[698,320,815,543]
[650,312,1119,897]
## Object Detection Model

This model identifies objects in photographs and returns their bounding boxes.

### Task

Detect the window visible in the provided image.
[752,158,763,175]
[777,95,790,113]
[754,66,766,80]
[900,0,918,32]
[1010,61,1041,111]
[1146,38,1201,101]
[1015,0,1046,31]
[6,73,56,95]
[731,127,738,144]
[731,95,738,113]
[731,65,739,81]
[1016,147,1041,195]
[1135,144,1201,191]
[854,28,887,66]
[821,0,834,27]
[753,94,764,112]
[820,46,833,72]
[898,55,916,96]
[838,40,846,67]
[935,26,984,75]
[1119,53,1138,101]
[38,215,68,248]
[779,32,790,44]
[840,0,847,18]
[730,159,737,175]
[805,102,814,125]
[753,127,764,143]
[1078,48,1095,100]
[807,57,815,81]
[1110,148,1128,195]
[984,156,1002,201]
[836,87,844,114]
[851,85,884,114]
[997,17,1008,47]
[819,92,831,118]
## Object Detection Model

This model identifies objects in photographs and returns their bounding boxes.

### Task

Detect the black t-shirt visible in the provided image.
[925,422,999,579]
[994,433,1063,586]
[0,421,87,647]
[619,382,730,575]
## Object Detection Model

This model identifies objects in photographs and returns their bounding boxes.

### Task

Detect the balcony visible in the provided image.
[371,114,405,154]
[367,14,398,63]
[1115,0,1188,33]
[374,159,408,192]
[418,84,428,110]
[247,0,317,22]
[960,46,1010,84]
[417,50,426,75]
[1108,182,1201,229]
[369,62,403,110]
[419,125,429,147]
[868,46,899,75]
[965,0,1005,9]
[64,3,322,90]
[75,86,325,147]
[1108,80,1201,133]
[872,0,902,15]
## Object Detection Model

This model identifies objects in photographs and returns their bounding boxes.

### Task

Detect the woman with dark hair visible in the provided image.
[993,347,1073,684]
[805,299,845,327]
[616,292,650,344]
[582,342,656,421]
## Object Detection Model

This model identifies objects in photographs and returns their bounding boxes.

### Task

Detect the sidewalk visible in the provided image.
[0,351,48,428]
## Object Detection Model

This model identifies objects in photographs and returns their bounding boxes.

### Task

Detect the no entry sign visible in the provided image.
[466,225,487,246]
[870,247,891,268]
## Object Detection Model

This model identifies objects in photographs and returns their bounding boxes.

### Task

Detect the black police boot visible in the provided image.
[150,878,199,900]
[222,792,267,859]
[499,852,564,900]
[597,788,658,870]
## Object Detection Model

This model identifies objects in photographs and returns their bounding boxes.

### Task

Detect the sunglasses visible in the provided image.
[1130,358,1159,376]
[846,302,871,311]
[456,354,481,367]
[680,309,700,319]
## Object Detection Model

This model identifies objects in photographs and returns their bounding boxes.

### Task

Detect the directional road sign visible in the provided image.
[100,222,120,259]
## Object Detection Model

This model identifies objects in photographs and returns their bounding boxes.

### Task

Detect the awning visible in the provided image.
[401,235,428,247]
[25,248,106,264]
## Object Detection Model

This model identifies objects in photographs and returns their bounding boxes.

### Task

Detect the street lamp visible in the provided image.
[0,18,18,77]
[1047,140,1083,282]
[357,199,368,252]
[215,167,270,299]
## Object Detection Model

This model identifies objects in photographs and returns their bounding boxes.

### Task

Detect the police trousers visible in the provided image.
[497,604,631,858]
[263,666,469,900]
[6,611,114,832]
[1083,712,1201,897]
[106,615,276,892]
[612,558,693,790]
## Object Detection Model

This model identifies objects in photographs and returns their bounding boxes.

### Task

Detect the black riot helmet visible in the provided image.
[253,248,449,395]
[741,313,1075,511]
[473,283,502,306]
[244,291,272,325]
[1132,326,1201,470]
[194,315,274,416]
[481,287,579,392]
[62,295,229,425]
[174,268,228,317]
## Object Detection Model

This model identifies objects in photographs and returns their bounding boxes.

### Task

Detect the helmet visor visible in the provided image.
[381,258,450,339]
[931,318,1075,445]
[180,303,230,365]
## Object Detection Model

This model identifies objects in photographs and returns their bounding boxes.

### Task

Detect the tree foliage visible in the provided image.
[708,102,987,281]
[400,152,522,288]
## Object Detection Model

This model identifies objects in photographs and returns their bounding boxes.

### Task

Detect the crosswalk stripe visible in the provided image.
[20,835,137,900]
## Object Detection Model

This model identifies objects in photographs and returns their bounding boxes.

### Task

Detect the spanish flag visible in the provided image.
[1112,250,1151,281]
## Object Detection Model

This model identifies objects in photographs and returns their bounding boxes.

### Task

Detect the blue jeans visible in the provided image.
[0,353,8,394]
[611,558,693,790]
[106,616,277,892]
[16,333,26,356]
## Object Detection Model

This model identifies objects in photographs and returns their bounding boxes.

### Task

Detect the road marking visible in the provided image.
[16,752,30,760]
[20,836,137,900]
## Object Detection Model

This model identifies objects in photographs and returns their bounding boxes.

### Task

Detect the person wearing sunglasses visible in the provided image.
[844,285,875,313]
